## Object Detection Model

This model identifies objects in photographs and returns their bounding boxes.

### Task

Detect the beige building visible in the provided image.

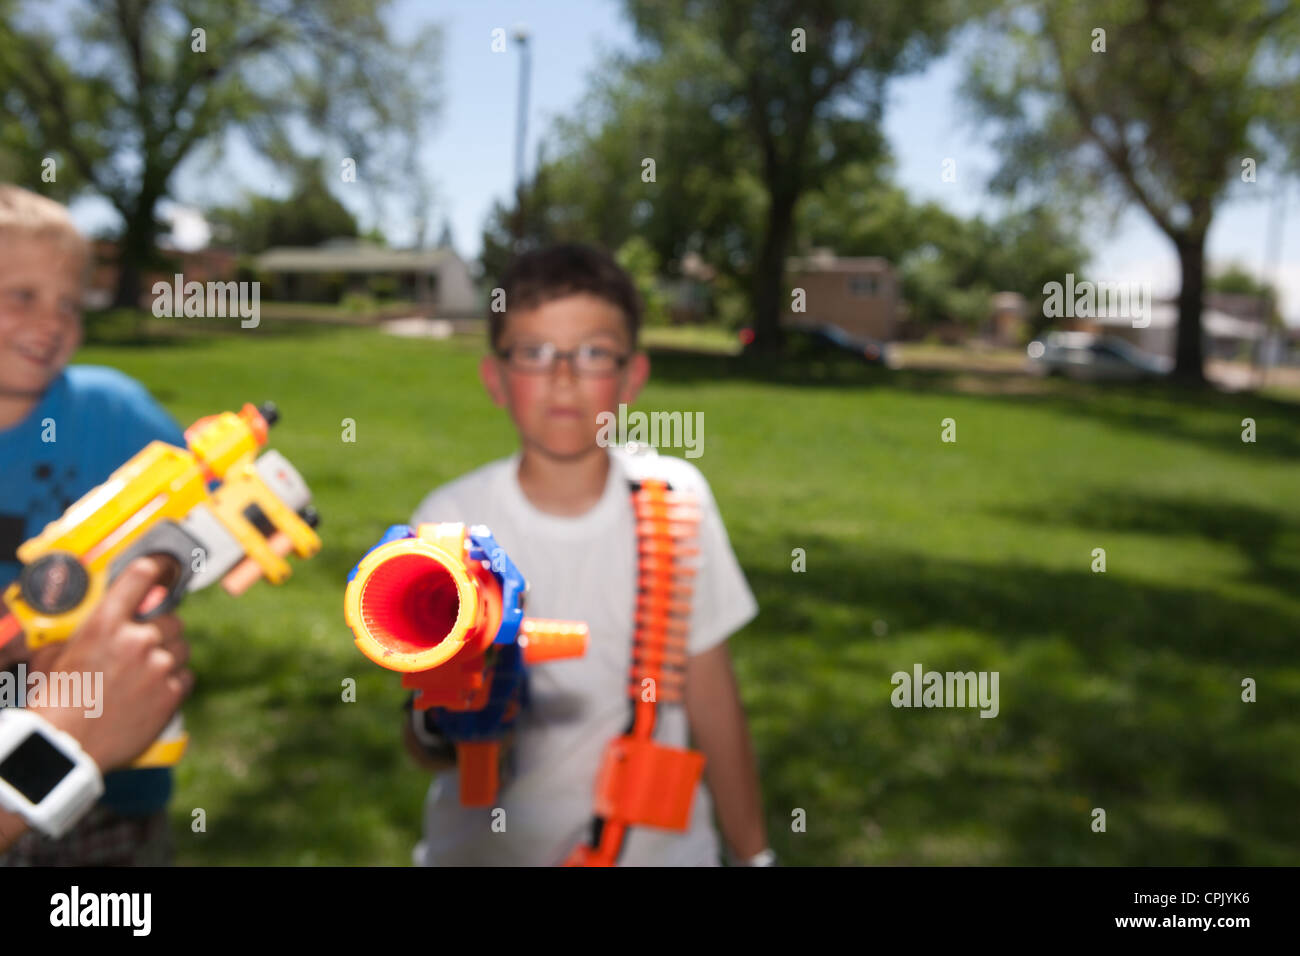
[782,250,900,340]
[1066,293,1272,361]
[254,240,479,317]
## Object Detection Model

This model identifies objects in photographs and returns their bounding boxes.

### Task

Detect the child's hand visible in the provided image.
[0,631,32,672]
[25,641,62,676]
[0,632,61,674]
[33,557,193,772]
[427,642,528,744]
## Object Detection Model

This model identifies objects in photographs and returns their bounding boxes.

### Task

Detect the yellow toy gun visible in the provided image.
[0,402,321,766]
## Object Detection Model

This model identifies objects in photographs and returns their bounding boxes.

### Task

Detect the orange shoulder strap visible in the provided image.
[563,477,707,866]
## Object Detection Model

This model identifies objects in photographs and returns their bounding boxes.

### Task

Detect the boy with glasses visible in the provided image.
[402,242,772,866]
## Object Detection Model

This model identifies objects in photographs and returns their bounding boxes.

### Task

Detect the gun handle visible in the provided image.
[130,714,190,768]
[456,740,500,807]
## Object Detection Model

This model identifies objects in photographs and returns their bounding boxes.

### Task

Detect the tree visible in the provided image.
[480,151,563,285]
[435,217,454,252]
[963,0,1300,384]
[615,236,671,327]
[206,163,358,253]
[1207,264,1283,326]
[1208,264,1276,299]
[477,64,755,290]
[0,0,440,306]
[621,0,957,353]
[799,160,1090,329]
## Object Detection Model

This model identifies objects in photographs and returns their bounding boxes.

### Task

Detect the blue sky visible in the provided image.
[69,0,1298,324]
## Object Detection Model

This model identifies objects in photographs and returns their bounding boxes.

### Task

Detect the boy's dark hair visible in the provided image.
[491,243,642,351]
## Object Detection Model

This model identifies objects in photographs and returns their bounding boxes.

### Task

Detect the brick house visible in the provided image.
[86,240,239,309]
[782,250,900,341]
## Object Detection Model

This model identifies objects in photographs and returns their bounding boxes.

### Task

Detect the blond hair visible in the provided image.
[0,184,91,268]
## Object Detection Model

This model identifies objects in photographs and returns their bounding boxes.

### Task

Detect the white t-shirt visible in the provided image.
[408,445,759,866]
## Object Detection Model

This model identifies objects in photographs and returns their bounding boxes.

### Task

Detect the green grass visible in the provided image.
[640,323,741,354]
[77,326,1300,865]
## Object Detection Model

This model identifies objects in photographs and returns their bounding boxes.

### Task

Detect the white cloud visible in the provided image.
[159,203,211,252]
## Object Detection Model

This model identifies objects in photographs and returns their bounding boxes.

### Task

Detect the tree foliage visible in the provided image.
[0,0,440,303]
[962,0,1300,382]
[483,0,959,351]
[206,163,359,253]
[800,160,1089,330]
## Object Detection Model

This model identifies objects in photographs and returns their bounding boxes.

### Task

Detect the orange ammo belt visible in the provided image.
[561,478,707,866]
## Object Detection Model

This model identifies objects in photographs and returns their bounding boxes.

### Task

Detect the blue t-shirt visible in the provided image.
[0,365,185,817]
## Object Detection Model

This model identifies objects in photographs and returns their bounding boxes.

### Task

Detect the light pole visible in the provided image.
[512,23,531,198]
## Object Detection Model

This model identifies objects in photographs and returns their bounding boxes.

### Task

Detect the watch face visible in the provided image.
[0,733,75,803]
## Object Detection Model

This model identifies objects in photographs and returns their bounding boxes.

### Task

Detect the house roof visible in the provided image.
[786,254,895,274]
[1088,303,1268,340]
[255,242,460,273]
[1207,291,1270,321]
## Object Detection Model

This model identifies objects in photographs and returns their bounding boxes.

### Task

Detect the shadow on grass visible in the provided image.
[173,526,1300,864]
[647,347,1300,464]
[992,491,1300,594]
[997,381,1300,465]
[740,534,1298,865]
[175,624,426,865]
[647,346,896,389]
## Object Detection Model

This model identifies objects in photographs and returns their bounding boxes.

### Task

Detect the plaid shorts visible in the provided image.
[0,804,173,867]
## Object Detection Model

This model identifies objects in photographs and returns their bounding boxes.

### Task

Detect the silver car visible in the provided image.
[1027,332,1173,381]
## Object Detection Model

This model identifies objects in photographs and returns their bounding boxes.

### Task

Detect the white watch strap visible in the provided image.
[0,708,105,838]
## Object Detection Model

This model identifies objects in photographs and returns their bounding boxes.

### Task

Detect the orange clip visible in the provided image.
[591,735,705,831]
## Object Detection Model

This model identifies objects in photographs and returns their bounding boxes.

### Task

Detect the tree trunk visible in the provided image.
[1172,232,1208,386]
[749,190,797,354]
[112,202,160,309]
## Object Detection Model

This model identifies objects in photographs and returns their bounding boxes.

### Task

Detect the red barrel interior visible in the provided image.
[358,553,461,656]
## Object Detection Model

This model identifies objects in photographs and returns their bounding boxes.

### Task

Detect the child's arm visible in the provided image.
[684,642,769,862]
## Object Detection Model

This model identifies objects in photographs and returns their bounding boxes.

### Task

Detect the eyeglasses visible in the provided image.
[496,342,629,376]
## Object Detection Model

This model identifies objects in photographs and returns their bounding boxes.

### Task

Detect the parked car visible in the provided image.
[1027,332,1172,381]
[740,321,896,367]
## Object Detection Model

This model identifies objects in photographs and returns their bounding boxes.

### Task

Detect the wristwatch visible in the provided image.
[0,708,105,838]
[732,847,778,867]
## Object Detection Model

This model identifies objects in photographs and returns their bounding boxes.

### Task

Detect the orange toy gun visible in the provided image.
[344,522,587,807]
[0,402,321,766]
